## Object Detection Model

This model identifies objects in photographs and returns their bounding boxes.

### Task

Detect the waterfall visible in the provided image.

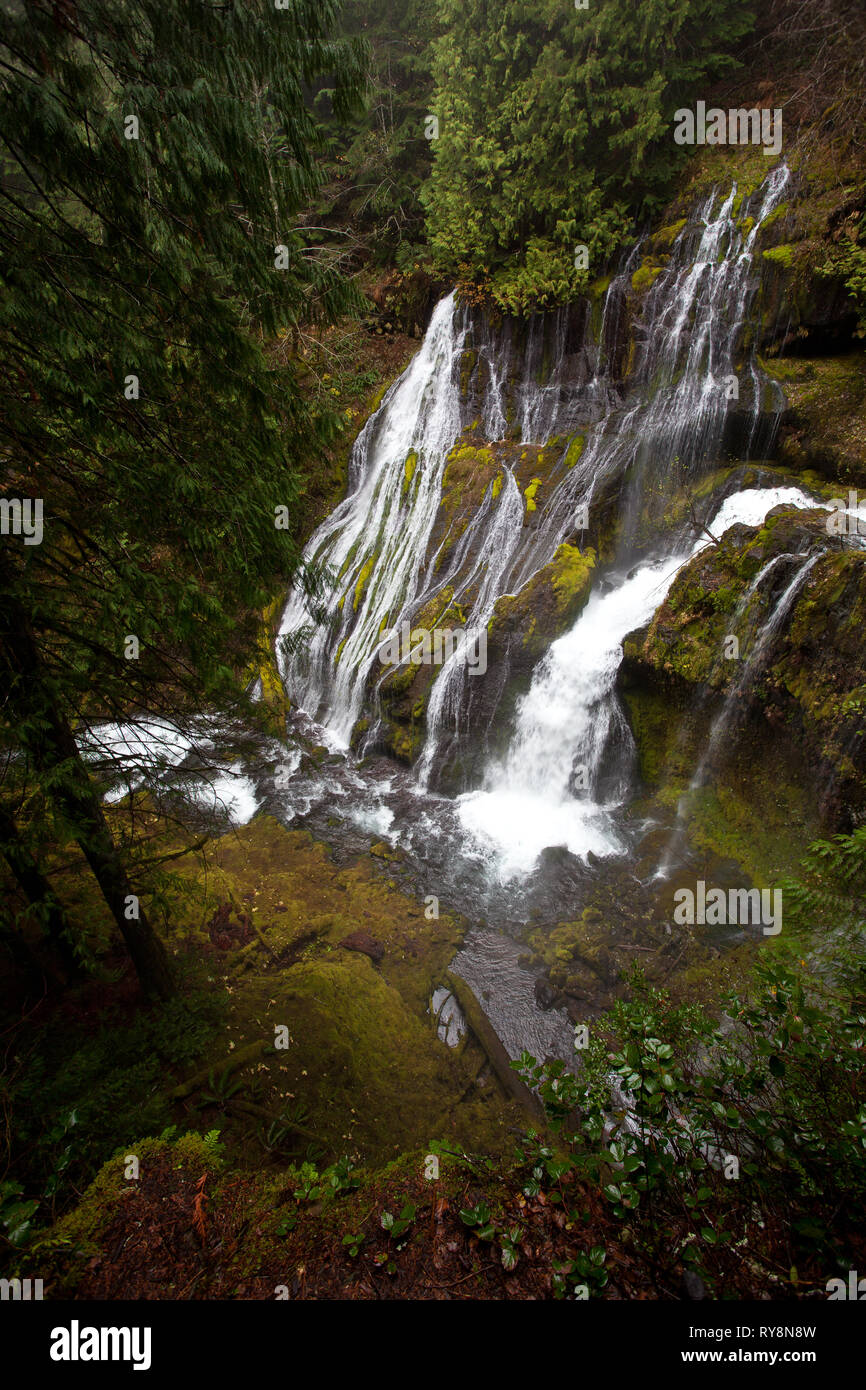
[277,293,468,745]
[278,165,793,789]
[457,487,820,879]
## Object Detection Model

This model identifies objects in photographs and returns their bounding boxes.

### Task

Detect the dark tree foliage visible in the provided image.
[0,0,366,996]
[310,0,439,271]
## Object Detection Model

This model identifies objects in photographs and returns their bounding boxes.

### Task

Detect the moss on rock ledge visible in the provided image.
[621,506,866,862]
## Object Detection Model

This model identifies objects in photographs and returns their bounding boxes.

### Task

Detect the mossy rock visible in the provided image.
[353,554,377,612]
[31,1133,226,1295]
[523,476,542,513]
[402,449,418,499]
[620,505,866,858]
[650,218,688,250]
[564,434,586,469]
[774,353,866,486]
[762,244,795,269]
[631,262,664,295]
[158,815,521,1162]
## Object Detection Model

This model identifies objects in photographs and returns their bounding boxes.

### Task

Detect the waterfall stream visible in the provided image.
[456,487,820,880]
[277,165,793,774]
[256,163,842,1058]
[83,164,840,1069]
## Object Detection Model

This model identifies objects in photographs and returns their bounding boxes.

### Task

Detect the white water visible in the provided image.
[277,292,467,746]
[456,485,820,879]
[278,167,794,778]
[80,717,261,825]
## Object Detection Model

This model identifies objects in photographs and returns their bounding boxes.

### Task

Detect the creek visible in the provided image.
[89,163,839,1069]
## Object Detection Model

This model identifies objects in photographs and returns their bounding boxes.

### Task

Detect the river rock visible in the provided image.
[534,975,564,1011]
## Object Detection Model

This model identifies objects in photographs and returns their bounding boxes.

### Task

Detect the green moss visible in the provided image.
[402,449,418,499]
[688,780,812,890]
[487,541,595,682]
[443,441,495,489]
[588,274,613,301]
[550,542,596,610]
[491,471,503,501]
[388,725,420,763]
[337,536,361,581]
[564,434,586,469]
[33,1132,225,1292]
[165,817,520,1153]
[350,716,370,745]
[624,504,866,872]
[631,263,663,294]
[621,686,692,788]
[524,477,542,512]
[762,244,795,268]
[652,218,687,249]
[459,348,478,397]
[353,554,376,612]
[241,594,291,734]
[756,201,789,235]
[772,354,866,485]
[365,378,392,416]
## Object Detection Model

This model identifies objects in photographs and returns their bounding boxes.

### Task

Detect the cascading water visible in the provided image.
[277,293,468,745]
[456,487,821,880]
[278,166,793,783]
[258,163,840,1065]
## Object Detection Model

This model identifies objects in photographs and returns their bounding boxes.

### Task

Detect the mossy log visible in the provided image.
[445,971,544,1120]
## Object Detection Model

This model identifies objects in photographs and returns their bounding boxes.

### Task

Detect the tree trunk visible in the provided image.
[0,803,83,981]
[0,593,174,1000]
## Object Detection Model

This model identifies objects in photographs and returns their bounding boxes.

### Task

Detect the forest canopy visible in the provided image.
[423,0,756,310]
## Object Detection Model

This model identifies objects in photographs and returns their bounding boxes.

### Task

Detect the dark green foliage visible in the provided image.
[0,983,224,1253]
[782,824,866,935]
[1,0,366,715]
[425,0,756,309]
[0,0,367,990]
[514,919,866,1287]
[819,212,866,337]
[311,0,438,269]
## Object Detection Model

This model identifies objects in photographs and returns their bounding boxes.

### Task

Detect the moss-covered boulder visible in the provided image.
[620,505,866,868]
[487,542,596,676]
[772,354,866,486]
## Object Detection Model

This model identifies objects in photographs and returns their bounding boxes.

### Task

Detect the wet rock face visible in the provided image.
[357,428,601,791]
[534,975,563,1011]
[426,540,597,792]
[774,354,866,487]
[620,504,866,831]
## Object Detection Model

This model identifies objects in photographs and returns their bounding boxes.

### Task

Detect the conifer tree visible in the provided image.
[0,0,366,997]
[311,0,438,269]
[425,0,756,310]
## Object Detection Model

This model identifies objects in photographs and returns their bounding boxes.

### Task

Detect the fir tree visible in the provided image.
[0,0,366,997]
[424,0,756,310]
